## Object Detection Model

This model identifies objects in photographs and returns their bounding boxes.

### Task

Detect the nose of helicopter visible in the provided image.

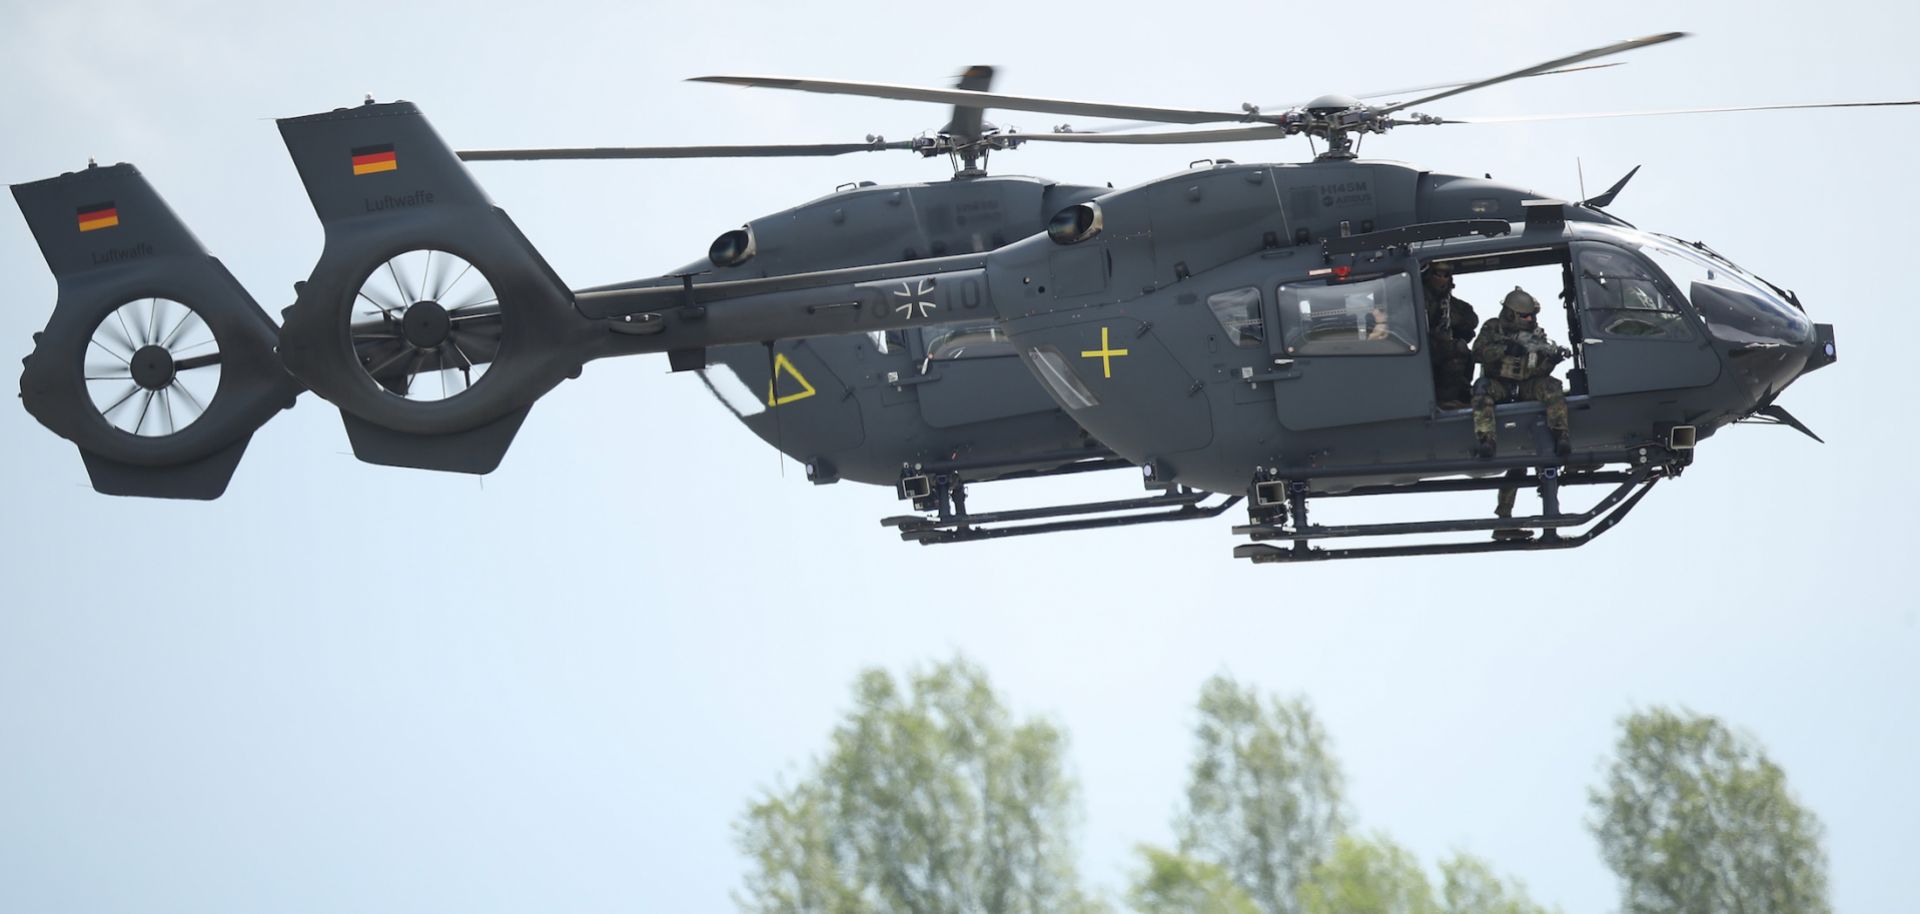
[1752,320,1834,409]
[1770,321,1836,400]
[1800,323,1838,378]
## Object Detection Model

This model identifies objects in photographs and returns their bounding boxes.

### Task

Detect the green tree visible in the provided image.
[735,658,1101,914]
[1174,674,1347,914]
[1590,707,1830,914]
[1129,846,1261,914]
[1437,853,1557,914]
[1296,834,1437,914]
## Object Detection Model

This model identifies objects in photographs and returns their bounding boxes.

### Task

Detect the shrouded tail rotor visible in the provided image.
[13,164,300,499]
[347,248,503,400]
[85,296,225,436]
[275,101,591,474]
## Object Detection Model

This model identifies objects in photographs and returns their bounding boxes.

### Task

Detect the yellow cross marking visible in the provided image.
[766,352,817,406]
[1080,326,1130,379]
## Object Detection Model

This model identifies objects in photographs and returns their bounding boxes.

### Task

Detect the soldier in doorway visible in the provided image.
[1472,287,1573,541]
[1423,262,1478,409]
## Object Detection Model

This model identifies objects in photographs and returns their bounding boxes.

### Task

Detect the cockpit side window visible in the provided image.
[1207,286,1265,348]
[921,320,1015,360]
[1276,273,1417,356]
[1577,247,1692,342]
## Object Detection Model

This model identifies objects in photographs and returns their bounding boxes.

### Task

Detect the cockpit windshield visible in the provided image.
[1636,236,1813,347]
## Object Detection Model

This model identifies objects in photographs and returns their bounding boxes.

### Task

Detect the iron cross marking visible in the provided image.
[893,278,937,319]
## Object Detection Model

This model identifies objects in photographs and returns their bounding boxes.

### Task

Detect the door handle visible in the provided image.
[1240,365,1302,383]
[886,370,940,387]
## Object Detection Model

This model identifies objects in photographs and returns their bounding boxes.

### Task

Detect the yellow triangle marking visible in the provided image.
[766,352,818,406]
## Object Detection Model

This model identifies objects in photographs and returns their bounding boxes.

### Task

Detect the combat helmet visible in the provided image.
[1501,287,1541,315]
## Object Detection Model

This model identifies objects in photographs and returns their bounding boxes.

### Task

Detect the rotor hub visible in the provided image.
[401,300,452,348]
[129,344,177,391]
[1305,93,1365,117]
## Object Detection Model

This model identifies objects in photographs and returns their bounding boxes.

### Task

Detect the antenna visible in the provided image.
[1577,157,1588,201]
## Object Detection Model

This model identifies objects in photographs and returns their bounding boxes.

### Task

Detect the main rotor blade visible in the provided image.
[943,65,995,141]
[1433,98,1920,125]
[1374,32,1687,115]
[998,63,1629,136]
[1347,62,1625,105]
[1017,126,1291,145]
[458,141,913,161]
[691,74,1257,126]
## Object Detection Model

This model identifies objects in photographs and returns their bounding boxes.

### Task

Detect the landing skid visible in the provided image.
[1233,446,1686,563]
[881,450,1241,544]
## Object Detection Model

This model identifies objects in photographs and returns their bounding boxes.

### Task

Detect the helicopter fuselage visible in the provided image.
[973,159,1830,493]
[582,157,1831,499]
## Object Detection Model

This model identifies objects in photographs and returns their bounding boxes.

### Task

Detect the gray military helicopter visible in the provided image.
[13,34,1893,561]
[13,63,1599,543]
[569,32,1885,561]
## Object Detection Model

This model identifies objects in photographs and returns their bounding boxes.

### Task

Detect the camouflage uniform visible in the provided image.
[1423,267,1478,409]
[1472,288,1571,541]
[1470,297,1569,448]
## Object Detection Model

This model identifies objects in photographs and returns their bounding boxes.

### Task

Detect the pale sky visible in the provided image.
[2,2,1915,912]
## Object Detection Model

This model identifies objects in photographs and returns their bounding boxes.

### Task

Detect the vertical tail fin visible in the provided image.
[273,101,590,474]
[13,164,300,499]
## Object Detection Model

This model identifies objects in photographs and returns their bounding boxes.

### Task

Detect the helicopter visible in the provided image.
[12,62,1604,544]
[540,31,1875,562]
[12,33,1894,561]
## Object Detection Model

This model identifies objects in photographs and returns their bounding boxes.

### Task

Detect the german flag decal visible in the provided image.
[76,201,119,232]
[351,144,398,176]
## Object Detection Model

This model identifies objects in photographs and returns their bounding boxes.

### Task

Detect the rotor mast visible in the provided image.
[933,65,1002,177]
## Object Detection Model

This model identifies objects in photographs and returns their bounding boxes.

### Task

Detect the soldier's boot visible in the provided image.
[1551,426,1572,459]
[1492,469,1534,542]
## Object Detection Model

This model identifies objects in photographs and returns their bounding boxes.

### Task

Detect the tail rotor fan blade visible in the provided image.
[349,249,500,403]
[84,298,223,438]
